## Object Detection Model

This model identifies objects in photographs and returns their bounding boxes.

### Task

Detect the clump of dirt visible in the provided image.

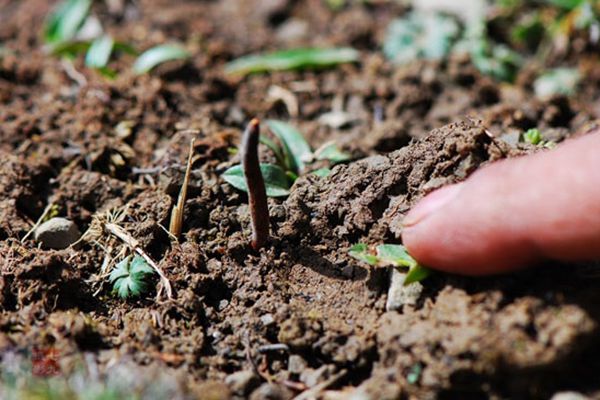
[282,119,524,245]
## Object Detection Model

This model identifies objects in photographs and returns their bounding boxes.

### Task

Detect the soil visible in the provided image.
[1,1,600,399]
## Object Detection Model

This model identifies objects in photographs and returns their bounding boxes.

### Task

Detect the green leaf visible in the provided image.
[44,0,93,45]
[222,163,291,197]
[383,12,460,65]
[314,142,350,164]
[266,120,312,173]
[523,128,542,145]
[51,40,91,58]
[376,244,417,269]
[85,35,114,68]
[349,243,378,266]
[534,68,581,97]
[312,168,332,177]
[224,47,359,76]
[109,255,155,299]
[259,135,286,167]
[404,264,432,286]
[114,42,139,56]
[133,44,191,74]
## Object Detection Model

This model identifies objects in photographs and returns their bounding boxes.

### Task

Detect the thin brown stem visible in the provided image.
[241,118,269,250]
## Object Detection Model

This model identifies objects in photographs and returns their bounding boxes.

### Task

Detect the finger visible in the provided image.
[402,131,600,275]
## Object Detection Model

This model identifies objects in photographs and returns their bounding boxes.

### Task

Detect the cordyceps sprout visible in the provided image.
[241,118,270,250]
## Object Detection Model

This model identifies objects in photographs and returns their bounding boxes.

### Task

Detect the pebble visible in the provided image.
[551,392,590,400]
[225,370,260,396]
[34,217,80,249]
[261,313,275,326]
[386,267,423,311]
[300,365,335,388]
[287,354,307,375]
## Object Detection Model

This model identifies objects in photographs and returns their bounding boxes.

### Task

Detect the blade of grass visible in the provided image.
[133,44,191,74]
[225,47,359,76]
[85,34,114,68]
[169,138,195,239]
[45,0,93,44]
[266,120,312,173]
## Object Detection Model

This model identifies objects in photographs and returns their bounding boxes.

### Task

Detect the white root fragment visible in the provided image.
[386,267,423,311]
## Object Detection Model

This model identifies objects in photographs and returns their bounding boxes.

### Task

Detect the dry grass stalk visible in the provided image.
[168,138,195,239]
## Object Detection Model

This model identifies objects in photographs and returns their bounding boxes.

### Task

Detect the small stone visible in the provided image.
[34,217,80,249]
[261,314,275,326]
[287,354,307,375]
[499,130,521,147]
[551,392,590,400]
[300,365,335,387]
[386,267,423,311]
[225,370,260,396]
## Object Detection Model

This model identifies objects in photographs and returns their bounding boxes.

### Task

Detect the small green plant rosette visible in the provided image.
[109,255,155,299]
[523,128,542,145]
[223,163,291,197]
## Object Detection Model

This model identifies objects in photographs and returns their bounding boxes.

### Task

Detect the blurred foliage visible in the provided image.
[383,0,599,85]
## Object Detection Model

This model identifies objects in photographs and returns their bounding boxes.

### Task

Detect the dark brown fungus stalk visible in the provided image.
[241,118,270,250]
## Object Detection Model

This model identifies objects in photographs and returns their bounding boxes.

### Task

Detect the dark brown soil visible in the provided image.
[2,1,600,399]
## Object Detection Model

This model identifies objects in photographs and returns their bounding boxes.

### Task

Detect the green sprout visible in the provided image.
[522,128,556,148]
[44,0,92,46]
[109,255,155,299]
[44,0,186,77]
[523,128,543,145]
[349,243,432,285]
[222,120,350,197]
[224,47,359,76]
[133,44,191,74]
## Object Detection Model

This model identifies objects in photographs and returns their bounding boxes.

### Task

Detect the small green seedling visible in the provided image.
[109,255,155,299]
[44,0,92,46]
[522,128,556,148]
[224,47,359,76]
[349,243,432,285]
[523,128,542,145]
[44,0,186,77]
[223,120,350,197]
[133,44,191,74]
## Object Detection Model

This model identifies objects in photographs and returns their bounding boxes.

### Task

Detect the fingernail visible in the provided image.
[403,184,463,227]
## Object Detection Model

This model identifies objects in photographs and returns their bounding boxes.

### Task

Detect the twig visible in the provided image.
[21,203,54,242]
[169,138,195,239]
[241,118,270,250]
[104,223,173,300]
